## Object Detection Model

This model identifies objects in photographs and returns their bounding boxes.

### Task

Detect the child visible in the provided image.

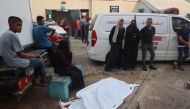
[0,16,47,84]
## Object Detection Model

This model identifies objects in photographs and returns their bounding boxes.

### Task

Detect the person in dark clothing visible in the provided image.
[123,20,140,70]
[105,19,125,72]
[53,40,85,91]
[173,20,190,71]
[80,16,86,43]
[140,18,157,71]
[84,18,91,45]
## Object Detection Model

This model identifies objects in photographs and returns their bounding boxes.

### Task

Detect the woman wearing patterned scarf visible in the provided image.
[105,19,125,72]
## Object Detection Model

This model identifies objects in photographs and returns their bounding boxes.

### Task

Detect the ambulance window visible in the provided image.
[90,15,97,31]
[172,17,190,32]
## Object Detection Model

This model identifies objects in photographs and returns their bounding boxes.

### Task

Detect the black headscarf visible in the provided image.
[125,20,140,43]
[126,20,138,30]
[56,39,72,64]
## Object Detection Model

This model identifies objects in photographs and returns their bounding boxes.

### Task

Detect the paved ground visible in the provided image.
[0,37,190,109]
[118,63,190,109]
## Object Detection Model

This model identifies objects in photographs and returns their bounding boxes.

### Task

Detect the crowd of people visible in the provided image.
[105,18,190,72]
[57,16,91,46]
[73,16,91,45]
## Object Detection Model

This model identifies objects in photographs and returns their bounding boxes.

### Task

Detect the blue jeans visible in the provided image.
[177,47,189,66]
[84,31,89,44]
[29,58,46,81]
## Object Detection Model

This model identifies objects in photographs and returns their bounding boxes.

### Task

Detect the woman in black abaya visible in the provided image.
[53,40,85,91]
[105,19,125,72]
[123,20,140,70]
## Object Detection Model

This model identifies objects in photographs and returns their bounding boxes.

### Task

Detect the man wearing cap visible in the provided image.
[173,20,190,71]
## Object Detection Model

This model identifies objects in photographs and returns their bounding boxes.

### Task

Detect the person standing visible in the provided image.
[84,18,91,45]
[140,18,157,71]
[173,21,190,71]
[105,19,125,72]
[33,16,56,65]
[80,16,86,43]
[73,18,80,39]
[123,20,140,70]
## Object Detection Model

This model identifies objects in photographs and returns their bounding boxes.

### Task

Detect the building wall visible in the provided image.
[29,0,89,21]
[139,0,190,14]
[29,0,139,21]
[139,2,153,13]
[91,1,139,17]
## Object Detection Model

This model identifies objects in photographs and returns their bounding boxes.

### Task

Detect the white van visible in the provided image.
[87,13,190,62]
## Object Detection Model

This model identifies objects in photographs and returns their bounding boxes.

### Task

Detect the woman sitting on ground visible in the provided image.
[53,39,85,91]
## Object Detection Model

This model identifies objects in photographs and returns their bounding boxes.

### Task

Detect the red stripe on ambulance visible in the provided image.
[153,36,162,41]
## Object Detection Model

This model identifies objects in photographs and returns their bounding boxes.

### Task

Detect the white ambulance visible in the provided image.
[87,13,190,62]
